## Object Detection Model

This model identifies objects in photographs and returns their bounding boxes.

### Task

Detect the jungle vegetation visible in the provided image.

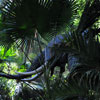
[0,0,100,100]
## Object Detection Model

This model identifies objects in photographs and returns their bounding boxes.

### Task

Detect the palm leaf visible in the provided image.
[0,0,76,48]
[77,0,100,33]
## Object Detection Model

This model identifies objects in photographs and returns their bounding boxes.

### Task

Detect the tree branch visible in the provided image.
[0,72,31,80]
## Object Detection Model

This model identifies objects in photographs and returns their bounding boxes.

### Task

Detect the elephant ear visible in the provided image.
[0,0,76,48]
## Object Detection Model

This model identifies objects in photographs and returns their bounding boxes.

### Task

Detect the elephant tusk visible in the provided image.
[21,72,43,81]
[15,62,48,75]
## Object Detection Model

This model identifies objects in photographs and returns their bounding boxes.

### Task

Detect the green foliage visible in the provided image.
[0,46,16,58]
[33,67,100,100]
[0,0,76,47]
[0,0,99,100]
[0,78,11,100]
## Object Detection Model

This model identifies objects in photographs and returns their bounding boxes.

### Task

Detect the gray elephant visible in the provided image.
[27,34,68,75]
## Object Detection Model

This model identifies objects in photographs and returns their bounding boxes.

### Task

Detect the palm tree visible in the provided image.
[0,0,100,99]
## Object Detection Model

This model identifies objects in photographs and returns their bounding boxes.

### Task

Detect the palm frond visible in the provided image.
[0,0,76,48]
[36,65,100,100]
[77,0,100,33]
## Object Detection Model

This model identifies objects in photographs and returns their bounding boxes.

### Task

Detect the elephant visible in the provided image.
[1,28,99,81]
[27,34,68,75]
[12,34,69,81]
[0,34,69,81]
[25,28,99,77]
